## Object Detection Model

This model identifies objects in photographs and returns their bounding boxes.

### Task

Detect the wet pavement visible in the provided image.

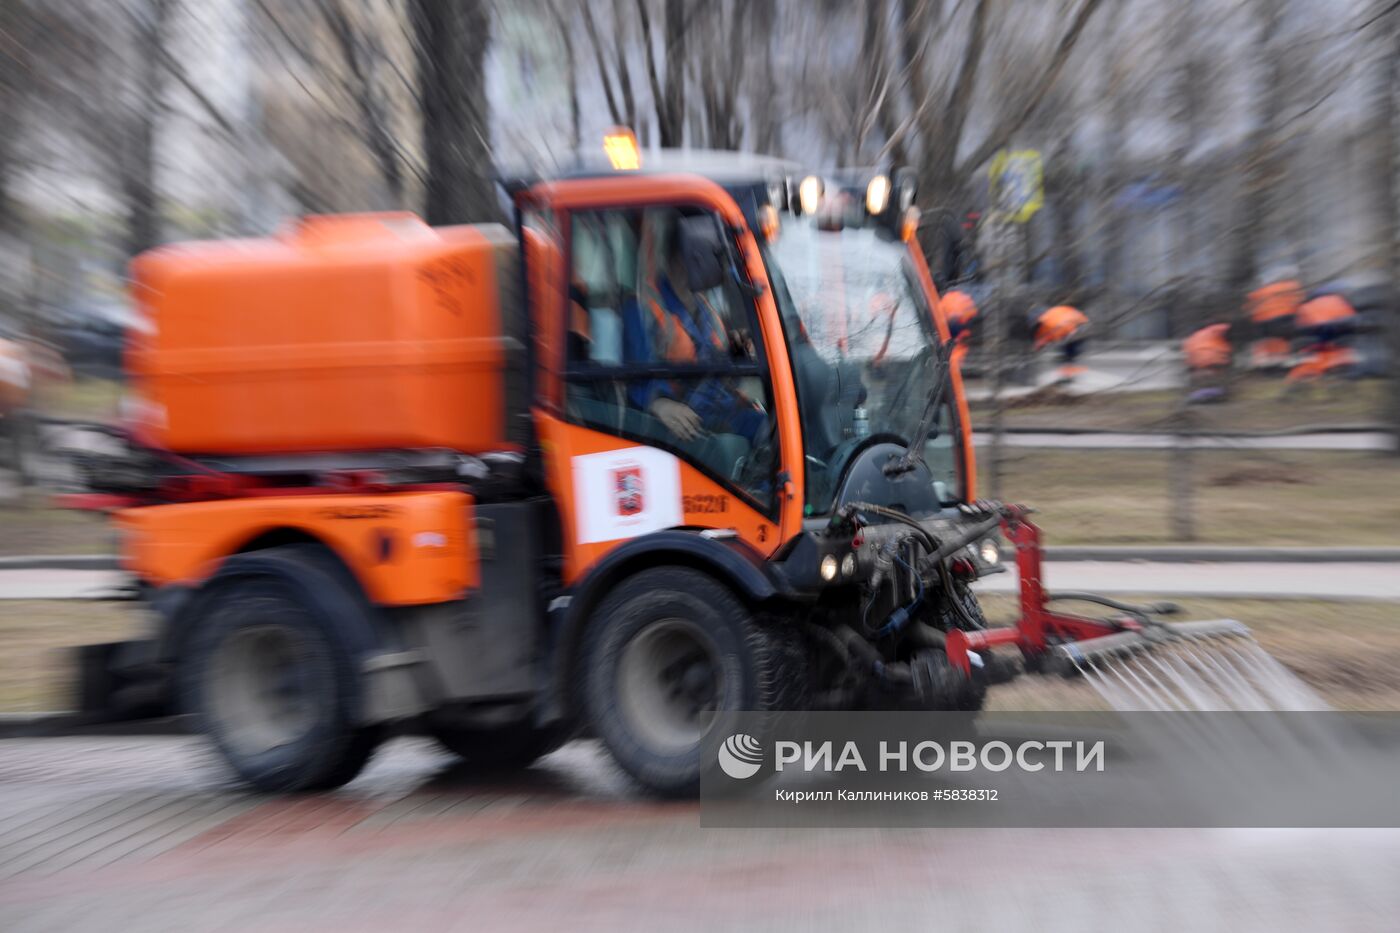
[2,735,1399,931]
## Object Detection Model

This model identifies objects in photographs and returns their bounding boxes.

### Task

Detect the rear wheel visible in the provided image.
[184,553,380,792]
[582,566,805,796]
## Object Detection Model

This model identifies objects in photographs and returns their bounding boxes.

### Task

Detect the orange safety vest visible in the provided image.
[1247,279,1304,323]
[1183,323,1231,370]
[1295,294,1355,329]
[647,290,726,363]
[1034,305,1087,350]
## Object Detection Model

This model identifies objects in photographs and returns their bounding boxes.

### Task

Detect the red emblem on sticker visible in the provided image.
[614,466,644,516]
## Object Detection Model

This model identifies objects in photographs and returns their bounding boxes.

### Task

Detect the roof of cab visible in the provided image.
[503,149,803,190]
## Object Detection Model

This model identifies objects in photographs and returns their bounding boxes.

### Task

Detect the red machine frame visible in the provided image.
[944,508,1143,674]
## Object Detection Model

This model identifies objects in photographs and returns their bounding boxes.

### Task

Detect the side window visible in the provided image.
[565,207,775,511]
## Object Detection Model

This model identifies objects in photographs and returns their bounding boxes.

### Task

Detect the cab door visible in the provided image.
[524,176,804,584]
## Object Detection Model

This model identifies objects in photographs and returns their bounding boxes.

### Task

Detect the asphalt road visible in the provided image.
[2,736,1398,931]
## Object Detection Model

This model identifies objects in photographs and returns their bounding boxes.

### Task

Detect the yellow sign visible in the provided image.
[988,149,1044,224]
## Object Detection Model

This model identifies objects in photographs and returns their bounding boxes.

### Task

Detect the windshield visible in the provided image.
[762,218,955,515]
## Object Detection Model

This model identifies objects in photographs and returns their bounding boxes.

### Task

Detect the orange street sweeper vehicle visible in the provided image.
[69,147,1241,795]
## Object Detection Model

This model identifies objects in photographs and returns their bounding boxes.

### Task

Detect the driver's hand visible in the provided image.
[649,397,704,441]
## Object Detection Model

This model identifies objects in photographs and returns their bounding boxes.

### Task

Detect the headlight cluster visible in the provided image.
[820,551,860,582]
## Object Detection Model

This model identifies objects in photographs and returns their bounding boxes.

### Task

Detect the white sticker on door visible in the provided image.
[572,446,683,544]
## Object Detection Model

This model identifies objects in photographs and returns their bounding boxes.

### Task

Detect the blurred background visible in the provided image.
[2,0,1398,524]
[2,1,1400,928]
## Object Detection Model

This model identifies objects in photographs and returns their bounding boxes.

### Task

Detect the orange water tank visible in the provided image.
[128,214,526,456]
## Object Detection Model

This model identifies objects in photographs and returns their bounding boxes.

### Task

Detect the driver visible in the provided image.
[622,212,765,445]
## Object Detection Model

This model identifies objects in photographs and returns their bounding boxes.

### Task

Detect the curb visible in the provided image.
[988,423,1391,437]
[0,554,120,571]
[6,548,1400,575]
[0,713,192,739]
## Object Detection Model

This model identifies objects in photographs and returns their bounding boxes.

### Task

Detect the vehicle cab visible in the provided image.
[513,141,987,603]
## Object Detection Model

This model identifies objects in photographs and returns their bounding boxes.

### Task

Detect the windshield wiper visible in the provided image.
[884,338,955,477]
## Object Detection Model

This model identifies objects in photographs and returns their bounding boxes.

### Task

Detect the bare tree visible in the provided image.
[544,0,582,153]
[635,0,688,146]
[879,0,1104,208]
[1374,3,1400,450]
[409,0,497,224]
[1228,0,1289,295]
[119,0,173,257]
[581,1,638,130]
[252,0,421,210]
[318,1,409,204]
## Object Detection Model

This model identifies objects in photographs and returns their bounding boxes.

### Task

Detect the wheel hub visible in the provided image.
[617,618,725,753]
[209,624,321,758]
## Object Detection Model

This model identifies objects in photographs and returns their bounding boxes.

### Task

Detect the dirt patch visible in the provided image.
[985,448,1400,546]
[1207,463,1313,487]
[0,600,151,711]
[1003,386,1082,409]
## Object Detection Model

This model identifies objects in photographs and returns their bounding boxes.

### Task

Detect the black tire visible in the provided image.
[425,717,568,770]
[581,566,805,797]
[183,549,381,792]
[936,581,989,712]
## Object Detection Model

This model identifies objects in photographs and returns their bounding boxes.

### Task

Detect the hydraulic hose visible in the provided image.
[839,501,940,554]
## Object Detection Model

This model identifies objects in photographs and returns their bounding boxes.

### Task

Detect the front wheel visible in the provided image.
[581,567,805,796]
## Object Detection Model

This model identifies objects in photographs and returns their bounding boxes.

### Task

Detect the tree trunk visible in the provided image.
[1227,0,1287,296]
[122,0,173,258]
[750,0,779,154]
[1376,15,1400,454]
[1100,2,1129,322]
[410,0,498,225]
[1169,404,1197,542]
[663,0,687,146]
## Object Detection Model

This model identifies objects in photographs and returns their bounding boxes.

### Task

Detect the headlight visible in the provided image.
[798,175,823,215]
[840,553,856,577]
[979,538,1001,565]
[865,174,891,215]
[820,554,839,582]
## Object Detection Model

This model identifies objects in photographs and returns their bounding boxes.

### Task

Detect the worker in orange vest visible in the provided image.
[1032,303,1089,384]
[1287,291,1357,386]
[1245,275,1303,369]
[1183,322,1232,403]
[941,289,978,367]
